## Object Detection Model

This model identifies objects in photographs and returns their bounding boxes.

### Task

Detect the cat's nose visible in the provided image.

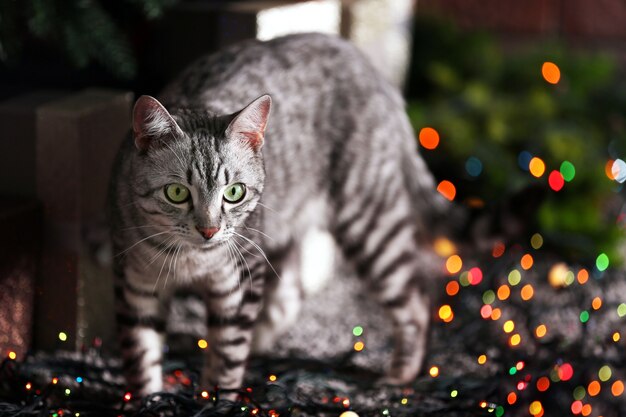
[196,226,220,240]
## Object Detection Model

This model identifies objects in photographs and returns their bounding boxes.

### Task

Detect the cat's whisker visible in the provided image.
[228,241,246,295]
[235,226,275,242]
[164,242,182,290]
[116,230,172,257]
[153,238,178,292]
[172,241,183,285]
[145,235,178,267]
[256,202,279,214]
[231,231,281,281]
[229,234,261,258]
[230,239,252,293]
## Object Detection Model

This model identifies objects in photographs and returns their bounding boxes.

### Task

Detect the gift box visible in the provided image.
[33,89,132,352]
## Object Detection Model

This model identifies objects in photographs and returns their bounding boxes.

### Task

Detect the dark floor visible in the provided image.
[1,245,625,416]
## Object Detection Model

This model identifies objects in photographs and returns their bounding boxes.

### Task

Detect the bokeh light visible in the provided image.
[503,320,515,333]
[446,280,460,296]
[560,161,576,182]
[482,290,495,305]
[480,304,493,319]
[492,241,505,257]
[535,324,547,338]
[508,269,521,286]
[548,263,569,288]
[468,267,483,285]
[497,284,510,300]
[530,233,543,249]
[558,363,574,381]
[579,310,590,323]
[596,253,609,271]
[419,127,440,150]
[520,284,534,301]
[520,254,533,270]
[518,151,532,171]
[507,392,517,405]
[434,237,456,257]
[548,170,565,191]
[446,255,463,274]
[437,180,456,201]
[612,380,624,396]
[612,159,626,183]
[529,157,546,177]
[591,297,602,310]
[465,157,483,177]
[541,62,561,84]
[529,400,543,416]
[599,365,612,382]
[606,159,616,180]
[587,380,600,397]
[438,305,454,322]
[537,377,550,392]
[509,334,521,346]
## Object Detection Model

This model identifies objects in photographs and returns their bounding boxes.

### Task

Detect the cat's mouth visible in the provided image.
[196,237,224,250]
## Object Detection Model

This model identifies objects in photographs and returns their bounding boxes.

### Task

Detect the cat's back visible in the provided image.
[160,33,399,113]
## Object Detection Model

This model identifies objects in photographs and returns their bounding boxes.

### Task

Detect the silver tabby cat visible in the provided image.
[109,33,447,399]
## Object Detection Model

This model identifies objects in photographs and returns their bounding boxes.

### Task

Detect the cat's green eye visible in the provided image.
[164,183,190,204]
[223,183,246,203]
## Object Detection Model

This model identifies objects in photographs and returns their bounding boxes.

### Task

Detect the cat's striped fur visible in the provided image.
[109,33,448,399]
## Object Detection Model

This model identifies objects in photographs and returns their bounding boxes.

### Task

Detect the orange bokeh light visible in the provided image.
[497,284,511,301]
[437,180,456,201]
[446,255,463,274]
[520,254,534,270]
[577,269,589,284]
[588,380,601,397]
[535,324,547,338]
[419,127,440,150]
[537,376,550,392]
[592,297,602,310]
[611,380,624,396]
[606,159,616,180]
[521,284,534,301]
[446,280,460,296]
[542,62,561,84]
[529,157,546,178]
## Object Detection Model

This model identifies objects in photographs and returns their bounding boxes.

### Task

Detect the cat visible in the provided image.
[108,32,449,400]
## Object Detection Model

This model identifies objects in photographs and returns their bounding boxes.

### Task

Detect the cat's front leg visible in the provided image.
[201,262,266,400]
[115,268,166,397]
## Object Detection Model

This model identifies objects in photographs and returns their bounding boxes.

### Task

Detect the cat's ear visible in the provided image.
[225,94,272,151]
[132,95,180,151]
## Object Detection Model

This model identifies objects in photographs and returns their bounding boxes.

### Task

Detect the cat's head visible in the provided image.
[130,94,271,248]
